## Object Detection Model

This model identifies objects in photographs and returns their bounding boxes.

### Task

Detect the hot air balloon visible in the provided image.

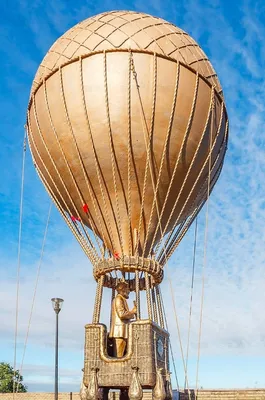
[26,10,228,399]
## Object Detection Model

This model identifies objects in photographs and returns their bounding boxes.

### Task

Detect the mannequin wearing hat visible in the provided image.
[109,280,137,357]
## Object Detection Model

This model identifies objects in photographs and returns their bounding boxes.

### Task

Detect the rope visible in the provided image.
[27,113,94,263]
[160,289,179,392]
[133,53,191,400]
[130,51,225,398]
[143,61,180,257]
[92,275,104,323]
[151,287,158,324]
[131,51,192,398]
[150,72,199,257]
[195,98,215,394]
[135,271,141,319]
[145,272,152,320]
[167,272,191,399]
[31,91,97,264]
[109,286,116,328]
[44,79,97,261]
[130,53,226,397]
[184,217,198,389]
[27,108,95,264]
[127,51,133,256]
[60,57,106,257]
[157,100,225,264]
[155,286,164,328]
[13,130,27,399]
[27,50,227,268]
[132,52,157,256]
[57,68,100,261]
[79,57,116,254]
[158,96,225,398]
[155,82,213,261]
[16,201,52,392]
[103,51,125,257]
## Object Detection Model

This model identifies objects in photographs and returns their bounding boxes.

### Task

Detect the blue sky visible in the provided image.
[1,0,265,393]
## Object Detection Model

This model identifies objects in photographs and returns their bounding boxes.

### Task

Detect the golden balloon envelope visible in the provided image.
[27,11,228,260]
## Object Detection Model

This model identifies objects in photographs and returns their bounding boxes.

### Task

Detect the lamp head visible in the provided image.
[51,297,64,314]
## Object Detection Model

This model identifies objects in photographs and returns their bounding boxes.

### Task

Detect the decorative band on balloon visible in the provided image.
[28,48,226,105]
[93,256,163,287]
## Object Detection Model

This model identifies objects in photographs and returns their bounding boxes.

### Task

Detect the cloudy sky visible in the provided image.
[1,0,265,393]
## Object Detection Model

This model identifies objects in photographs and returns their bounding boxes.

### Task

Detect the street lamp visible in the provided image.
[51,298,64,400]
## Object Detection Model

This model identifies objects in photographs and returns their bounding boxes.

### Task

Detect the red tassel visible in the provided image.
[83,204,89,213]
[71,215,81,222]
[114,251,120,260]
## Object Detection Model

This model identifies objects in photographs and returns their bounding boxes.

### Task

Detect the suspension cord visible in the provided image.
[131,52,192,399]
[13,130,27,398]
[160,289,179,391]
[16,202,52,392]
[195,100,215,394]
[184,217,198,389]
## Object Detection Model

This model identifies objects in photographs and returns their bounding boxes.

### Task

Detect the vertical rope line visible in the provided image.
[156,90,224,400]
[103,51,125,257]
[132,52,157,256]
[151,91,214,400]
[158,100,225,264]
[132,57,223,398]
[154,219,185,255]
[16,202,52,392]
[151,288,158,324]
[149,72,200,255]
[26,118,93,261]
[162,100,224,259]
[28,106,96,264]
[93,280,101,324]
[159,139,226,265]
[60,65,104,256]
[77,57,107,253]
[143,61,180,257]
[130,57,202,398]
[160,290,180,391]
[158,106,229,400]
[184,217,198,390]
[155,286,164,329]
[137,52,158,256]
[13,130,27,399]
[93,275,104,324]
[154,81,213,258]
[159,208,201,266]
[127,51,133,256]
[35,167,92,261]
[135,271,140,320]
[62,58,108,255]
[153,331,158,373]
[57,68,100,258]
[79,57,115,253]
[144,272,152,320]
[195,98,215,394]
[43,79,98,259]
[158,206,199,264]
[97,275,104,323]
[156,219,186,260]
[109,286,116,328]
[156,87,217,260]
[42,81,99,262]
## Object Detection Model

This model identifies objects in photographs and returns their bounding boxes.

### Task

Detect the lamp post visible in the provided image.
[51,297,64,400]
